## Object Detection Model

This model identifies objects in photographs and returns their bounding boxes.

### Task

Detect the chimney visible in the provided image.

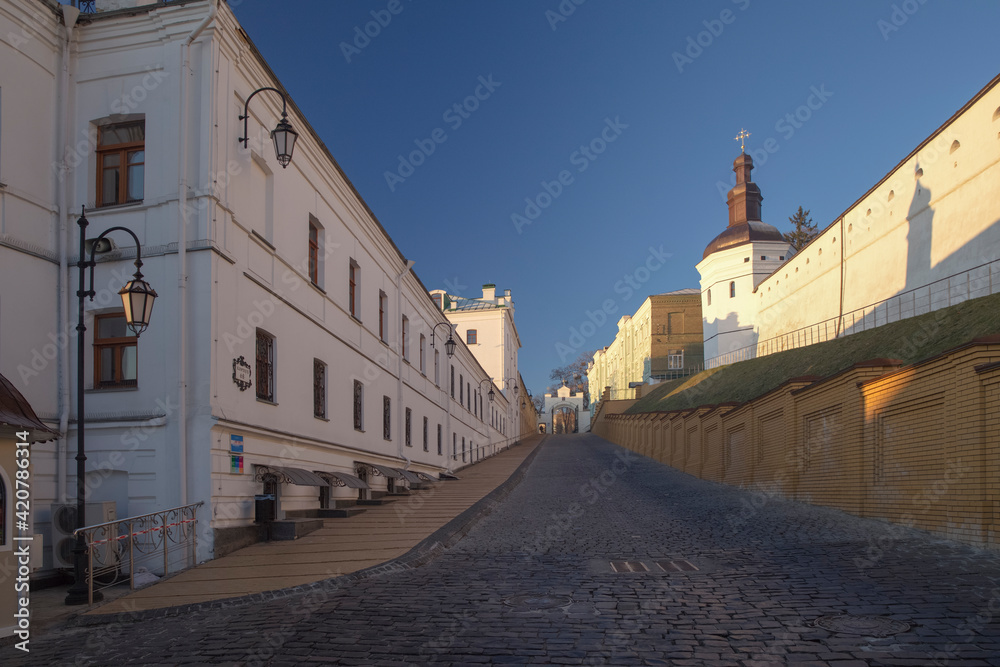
[482,283,496,302]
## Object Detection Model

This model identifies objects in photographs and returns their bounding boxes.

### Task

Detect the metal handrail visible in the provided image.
[73,501,204,604]
[707,257,999,369]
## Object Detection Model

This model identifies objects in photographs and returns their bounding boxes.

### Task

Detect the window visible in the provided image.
[402,315,409,362]
[313,359,326,418]
[730,281,736,298]
[450,365,455,398]
[419,334,426,373]
[707,289,711,307]
[97,121,145,207]
[437,424,442,455]
[452,433,457,460]
[349,259,359,319]
[431,293,443,310]
[308,221,320,286]
[466,329,477,345]
[474,391,478,418]
[668,351,684,369]
[434,350,440,385]
[779,256,785,261]
[405,408,412,447]
[255,330,275,401]
[353,380,363,431]
[383,396,391,440]
[462,437,466,462]
[467,382,471,410]
[378,291,387,342]
[460,374,464,403]
[94,314,137,389]
[423,416,429,452]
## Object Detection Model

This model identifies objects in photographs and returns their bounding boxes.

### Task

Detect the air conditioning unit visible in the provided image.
[51,502,117,570]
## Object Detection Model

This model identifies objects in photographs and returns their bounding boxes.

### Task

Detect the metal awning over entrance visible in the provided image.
[254,465,327,487]
[315,470,369,489]
[370,464,404,479]
[438,471,460,480]
[396,469,423,485]
[415,471,437,483]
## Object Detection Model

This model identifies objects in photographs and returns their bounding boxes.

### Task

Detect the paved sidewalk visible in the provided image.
[33,435,542,621]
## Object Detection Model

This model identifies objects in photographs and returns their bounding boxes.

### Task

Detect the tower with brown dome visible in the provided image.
[696,152,794,366]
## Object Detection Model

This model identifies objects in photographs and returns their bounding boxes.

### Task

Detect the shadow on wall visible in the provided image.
[904,171,1000,294]
[703,311,758,363]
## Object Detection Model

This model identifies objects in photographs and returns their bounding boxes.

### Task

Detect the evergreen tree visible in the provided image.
[783,206,818,251]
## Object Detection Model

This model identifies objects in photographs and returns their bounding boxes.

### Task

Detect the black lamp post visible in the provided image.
[477,379,495,403]
[430,322,457,358]
[66,206,157,606]
[239,87,299,168]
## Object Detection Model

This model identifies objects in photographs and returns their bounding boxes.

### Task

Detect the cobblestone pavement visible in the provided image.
[7,434,1000,666]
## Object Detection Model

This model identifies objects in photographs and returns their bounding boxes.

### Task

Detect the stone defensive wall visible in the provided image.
[592,336,1000,551]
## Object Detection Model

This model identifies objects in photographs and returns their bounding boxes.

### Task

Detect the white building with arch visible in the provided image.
[540,384,590,434]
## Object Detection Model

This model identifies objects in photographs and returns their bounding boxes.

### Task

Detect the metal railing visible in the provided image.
[708,257,1000,369]
[454,434,523,468]
[73,501,204,604]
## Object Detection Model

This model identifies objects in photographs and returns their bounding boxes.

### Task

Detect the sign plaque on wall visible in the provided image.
[233,356,252,391]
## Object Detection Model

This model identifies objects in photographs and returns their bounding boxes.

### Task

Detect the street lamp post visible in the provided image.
[238,87,299,168]
[430,322,457,358]
[66,206,157,606]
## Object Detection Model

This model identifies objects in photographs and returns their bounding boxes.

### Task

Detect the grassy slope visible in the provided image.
[626,291,1000,414]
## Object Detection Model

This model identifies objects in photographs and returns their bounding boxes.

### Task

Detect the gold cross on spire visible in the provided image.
[734,128,751,153]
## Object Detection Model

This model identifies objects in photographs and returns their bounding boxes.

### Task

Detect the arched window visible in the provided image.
[729,281,736,298]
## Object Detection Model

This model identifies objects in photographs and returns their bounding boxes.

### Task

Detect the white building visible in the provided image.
[696,152,793,365]
[0,0,520,568]
[430,284,523,442]
[540,384,589,435]
[700,75,1000,368]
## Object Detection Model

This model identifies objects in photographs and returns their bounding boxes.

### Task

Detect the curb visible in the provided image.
[71,436,548,627]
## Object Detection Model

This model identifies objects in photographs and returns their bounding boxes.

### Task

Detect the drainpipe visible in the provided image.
[396,259,415,470]
[57,4,80,504]
[178,0,218,505]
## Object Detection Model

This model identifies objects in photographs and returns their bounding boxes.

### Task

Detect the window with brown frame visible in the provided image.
[256,330,275,402]
[349,259,359,319]
[378,290,387,342]
[94,314,137,389]
[96,121,145,207]
[353,379,363,431]
[308,222,319,285]
[313,359,326,418]
[466,329,477,345]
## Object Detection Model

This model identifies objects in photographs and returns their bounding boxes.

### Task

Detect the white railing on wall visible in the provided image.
[707,257,1000,369]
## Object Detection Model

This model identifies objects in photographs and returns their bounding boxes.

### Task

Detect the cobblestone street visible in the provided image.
[7,434,1000,666]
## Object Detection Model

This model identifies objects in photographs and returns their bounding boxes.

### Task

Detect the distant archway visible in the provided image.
[552,407,578,434]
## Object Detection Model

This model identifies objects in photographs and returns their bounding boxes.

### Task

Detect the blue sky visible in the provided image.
[230,0,1000,397]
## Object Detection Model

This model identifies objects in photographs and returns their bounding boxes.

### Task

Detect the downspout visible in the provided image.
[837,216,846,337]
[57,5,80,504]
[178,0,218,505]
[396,259,415,470]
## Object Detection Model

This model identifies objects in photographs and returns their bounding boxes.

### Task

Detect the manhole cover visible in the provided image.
[814,615,910,637]
[502,594,573,610]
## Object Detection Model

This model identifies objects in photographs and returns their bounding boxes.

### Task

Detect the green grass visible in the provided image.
[626,291,1000,414]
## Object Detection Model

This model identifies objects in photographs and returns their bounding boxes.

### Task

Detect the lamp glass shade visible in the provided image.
[119,278,157,337]
[444,335,457,358]
[513,384,520,396]
[271,116,298,168]
[488,387,495,402]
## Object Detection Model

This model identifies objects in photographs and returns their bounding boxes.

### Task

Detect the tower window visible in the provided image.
[730,281,736,298]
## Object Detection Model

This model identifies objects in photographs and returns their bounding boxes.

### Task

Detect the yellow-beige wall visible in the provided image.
[593,340,1000,550]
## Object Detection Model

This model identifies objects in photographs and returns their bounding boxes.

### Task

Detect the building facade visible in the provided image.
[701,75,1000,368]
[0,0,523,569]
[587,289,704,401]
[430,284,523,444]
